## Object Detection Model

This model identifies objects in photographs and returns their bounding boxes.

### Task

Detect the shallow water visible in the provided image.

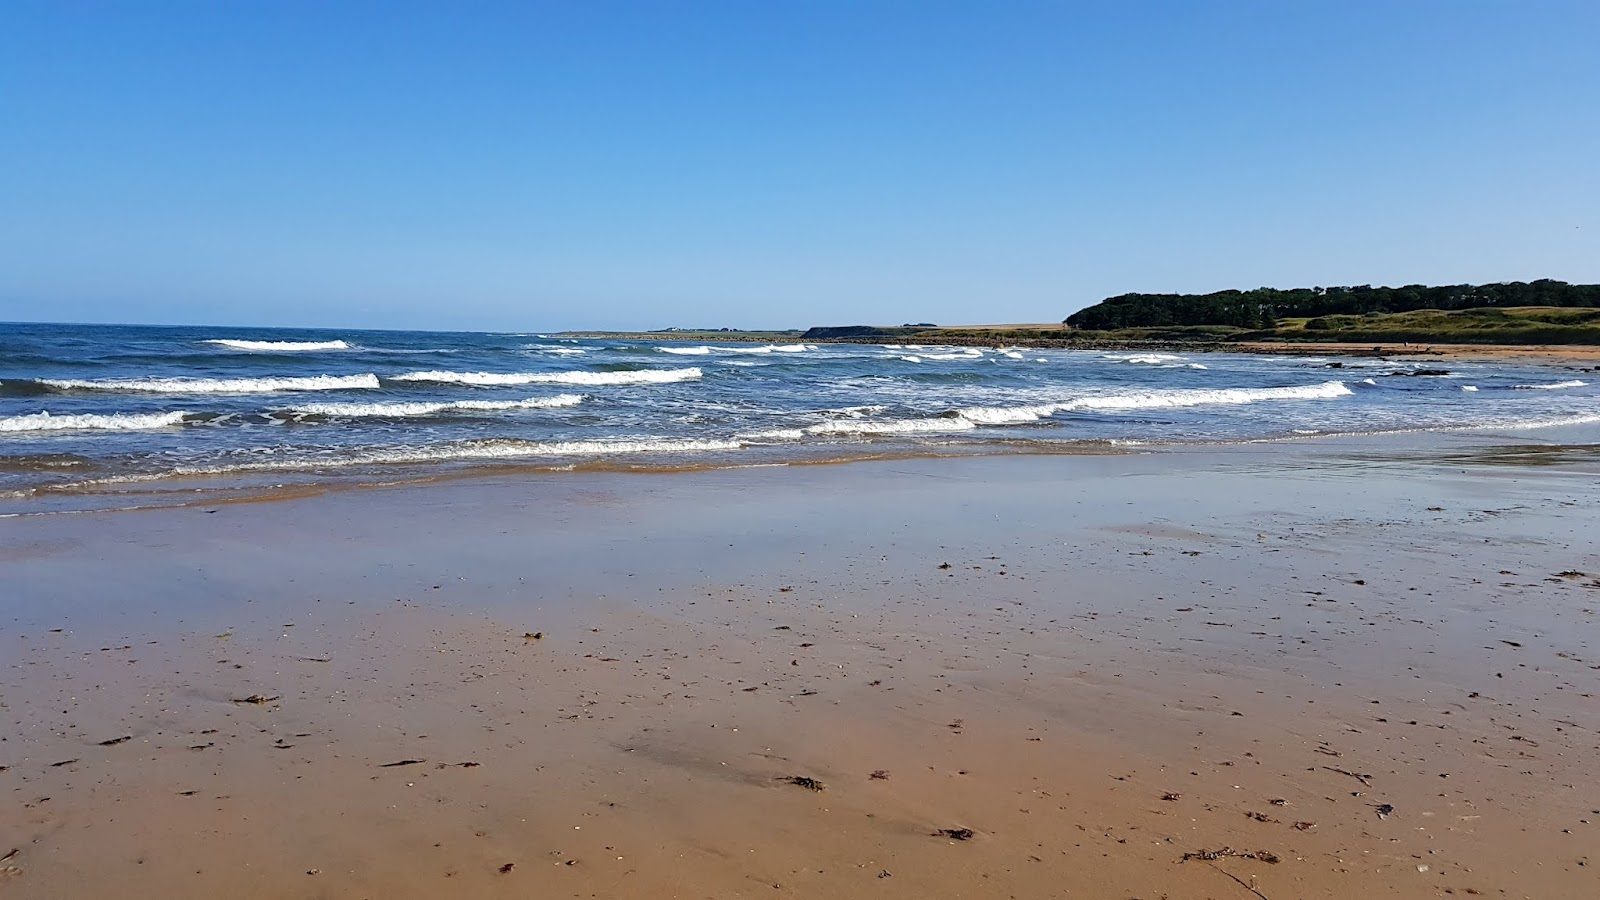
[2,321,1596,507]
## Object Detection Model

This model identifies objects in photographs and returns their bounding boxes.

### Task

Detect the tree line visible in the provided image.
[1064,280,1600,330]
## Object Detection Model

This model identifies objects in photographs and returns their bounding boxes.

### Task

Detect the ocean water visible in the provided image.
[2,322,1597,511]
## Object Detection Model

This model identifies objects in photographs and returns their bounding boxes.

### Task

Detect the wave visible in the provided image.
[922,350,984,360]
[204,339,350,351]
[656,344,812,356]
[389,368,701,386]
[286,395,585,418]
[728,344,812,354]
[1104,353,1186,364]
[824,405,889,418]
[1,410,191,433]
[954,381,1354,425]
[743,417,977,440]
[1513,380,1587,390]
[37,374,381,394]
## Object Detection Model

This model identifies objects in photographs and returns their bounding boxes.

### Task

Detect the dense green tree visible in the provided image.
[1066,280,1600,329]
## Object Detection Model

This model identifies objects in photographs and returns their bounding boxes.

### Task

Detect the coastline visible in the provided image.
[3,434,1598,897]
[559,329,1600,366]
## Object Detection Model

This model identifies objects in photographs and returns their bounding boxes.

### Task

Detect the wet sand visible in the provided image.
[2,436,1598,898]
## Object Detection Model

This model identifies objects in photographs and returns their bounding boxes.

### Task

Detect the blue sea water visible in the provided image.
[2,322,1597,510]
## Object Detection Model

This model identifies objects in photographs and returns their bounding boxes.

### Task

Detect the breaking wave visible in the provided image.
[954,381,1354,425]
[656,344,812,355]
[204,339,351,351]
[1514,380,1587,390]
[286,395,584,418]
[389,368,702,386]
[36,374,381,394]
[1,410,191,433]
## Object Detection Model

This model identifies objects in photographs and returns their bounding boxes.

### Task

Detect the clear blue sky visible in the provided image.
[2,1,1597,331]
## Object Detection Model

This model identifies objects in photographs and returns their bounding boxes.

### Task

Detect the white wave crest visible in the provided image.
[657,344,812,356]
[1104,353,1185,364]
[1514,380,1587,390]
[825,405,889,418]
[1461,385,1479,392]
[390,368,701,386]
[922,350,984,360]
[40,374,381,394]
[204,339,350,351]
[954,381,1353,425]
[0,410,191,433]
[288,395,584,418]
[757,418,978,438]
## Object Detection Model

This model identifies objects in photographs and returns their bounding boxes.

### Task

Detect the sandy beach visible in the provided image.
[3,434,1598,899]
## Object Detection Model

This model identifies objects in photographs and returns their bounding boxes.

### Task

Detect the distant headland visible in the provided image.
[562,279,1600,350]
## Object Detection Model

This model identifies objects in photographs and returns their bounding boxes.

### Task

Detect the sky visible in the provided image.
[2,1,1597,332]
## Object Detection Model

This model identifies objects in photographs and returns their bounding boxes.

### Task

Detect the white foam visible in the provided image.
[954,381,1353,425]
[1514,380,1587,390]
[40,374,381,394]
[204,339,351,351]
[899,356,922,363]
[288,395,584,418]
[527,345,586,355]
[922,350,984,360]
[1461,385,1479,392]
[826,405,889,418]
[390,368,701,386]
[1482,412,1600,430]
[954,403,1067,426]
[0,410,190,433]
[803,418,977,436]
[1001,351,1025,359]
[1104,353,1185,364]
[657,344,811,355]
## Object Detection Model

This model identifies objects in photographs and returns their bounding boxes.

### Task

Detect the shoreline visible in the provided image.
[3,437,1598,897]
[12,421,1600,519]
[559,329,1600,365]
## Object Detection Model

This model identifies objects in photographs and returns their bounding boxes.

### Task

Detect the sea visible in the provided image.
[3,322,1597,513]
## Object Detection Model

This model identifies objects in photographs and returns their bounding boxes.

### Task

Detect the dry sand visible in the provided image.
[2,437,1598,898]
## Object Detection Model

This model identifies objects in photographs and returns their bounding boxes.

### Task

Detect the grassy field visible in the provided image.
[1267,306,1600,344]
[918,308,1600,346]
